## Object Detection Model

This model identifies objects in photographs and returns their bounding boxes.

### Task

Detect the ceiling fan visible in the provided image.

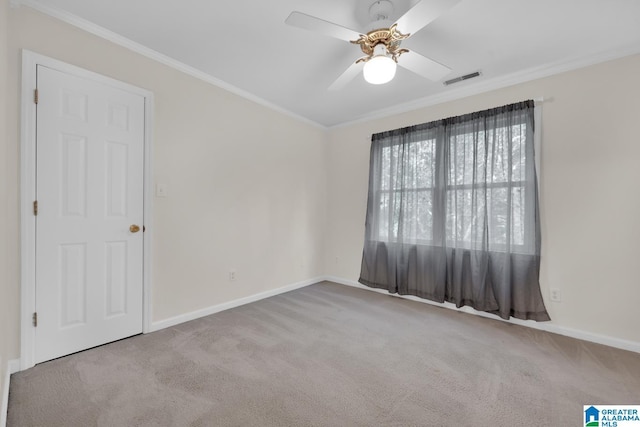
[285,0,460,90]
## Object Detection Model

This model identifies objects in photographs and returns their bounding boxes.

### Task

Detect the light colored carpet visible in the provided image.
[8,281,640,426]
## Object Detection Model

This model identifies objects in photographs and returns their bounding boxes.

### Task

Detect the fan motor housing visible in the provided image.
[352,24,409,61]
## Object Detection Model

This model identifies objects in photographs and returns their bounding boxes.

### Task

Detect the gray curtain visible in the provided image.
[359,100,550,321]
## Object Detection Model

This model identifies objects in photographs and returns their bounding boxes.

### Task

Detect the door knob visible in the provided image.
[130,224,141,233]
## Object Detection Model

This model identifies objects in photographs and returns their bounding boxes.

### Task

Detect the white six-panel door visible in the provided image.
[35,64,145,363]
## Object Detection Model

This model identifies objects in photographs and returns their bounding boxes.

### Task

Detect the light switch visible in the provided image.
[156,183,168,198]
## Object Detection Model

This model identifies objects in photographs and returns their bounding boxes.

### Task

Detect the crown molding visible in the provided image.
[18,0,640,131]
[19,0,326,130]
[330,44,640,130]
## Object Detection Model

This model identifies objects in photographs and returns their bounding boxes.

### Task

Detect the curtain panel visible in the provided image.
[359,100,550,321]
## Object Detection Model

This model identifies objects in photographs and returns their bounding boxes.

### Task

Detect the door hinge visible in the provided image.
[33,200,38,216]
[34,88,39,104]
[32,312,38,327]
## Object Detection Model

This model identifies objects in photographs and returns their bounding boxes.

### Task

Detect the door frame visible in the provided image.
[19,50,154,370]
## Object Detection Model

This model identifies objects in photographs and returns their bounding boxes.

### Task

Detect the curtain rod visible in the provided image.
[533,97,545,103]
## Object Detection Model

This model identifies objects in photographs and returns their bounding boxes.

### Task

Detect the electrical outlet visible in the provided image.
[229,270,236,282]
[550,288,562,302]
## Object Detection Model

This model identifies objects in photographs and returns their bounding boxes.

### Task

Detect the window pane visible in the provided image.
[511,124,526,182]
[414,139,436,189]
[416,190,433,241]
[488,187,508,247]
[449,132,486,186]
[490,127,510,183]
[400,190,433,242]
[377,191,390,241]
[446,188,486,248]
[381,146,391,190]
[511,186,525,246]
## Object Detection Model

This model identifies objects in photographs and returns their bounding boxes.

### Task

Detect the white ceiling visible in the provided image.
[24,0,640,127]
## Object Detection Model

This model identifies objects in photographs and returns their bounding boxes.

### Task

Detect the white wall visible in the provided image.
[0,0,10,397]
[325,54,640,344]
[1,4,328,373]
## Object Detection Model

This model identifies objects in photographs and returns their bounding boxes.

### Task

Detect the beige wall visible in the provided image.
[2,4,640,409]
[326,54,640,344]
[0,3,327,377]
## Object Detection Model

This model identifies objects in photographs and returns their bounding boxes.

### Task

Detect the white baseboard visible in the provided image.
[1,359,20,427]
[325,276,640,354]
[150,274,640,353]
[149,277,324,332]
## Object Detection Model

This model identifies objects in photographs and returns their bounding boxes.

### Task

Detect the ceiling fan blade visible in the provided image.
[328,61,364,91]
[394,0,461,36]
[285,12,362,42]
[399,50,451,81]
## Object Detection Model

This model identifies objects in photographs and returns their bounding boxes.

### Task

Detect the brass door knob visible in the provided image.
[130,224,141,233]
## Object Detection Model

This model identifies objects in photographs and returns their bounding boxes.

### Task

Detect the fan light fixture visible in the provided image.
[363,44,397,85]
[285,0,457,91]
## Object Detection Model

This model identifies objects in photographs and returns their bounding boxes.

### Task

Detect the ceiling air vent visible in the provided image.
[444,71,481,86]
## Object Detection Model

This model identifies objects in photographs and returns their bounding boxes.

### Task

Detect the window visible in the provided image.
[377,138,437,244]
[360,101,549,321]
[445,121,533,253]
[371,112,535,254]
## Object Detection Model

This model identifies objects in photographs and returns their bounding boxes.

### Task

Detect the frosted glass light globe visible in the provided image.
[363,45,397,85]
